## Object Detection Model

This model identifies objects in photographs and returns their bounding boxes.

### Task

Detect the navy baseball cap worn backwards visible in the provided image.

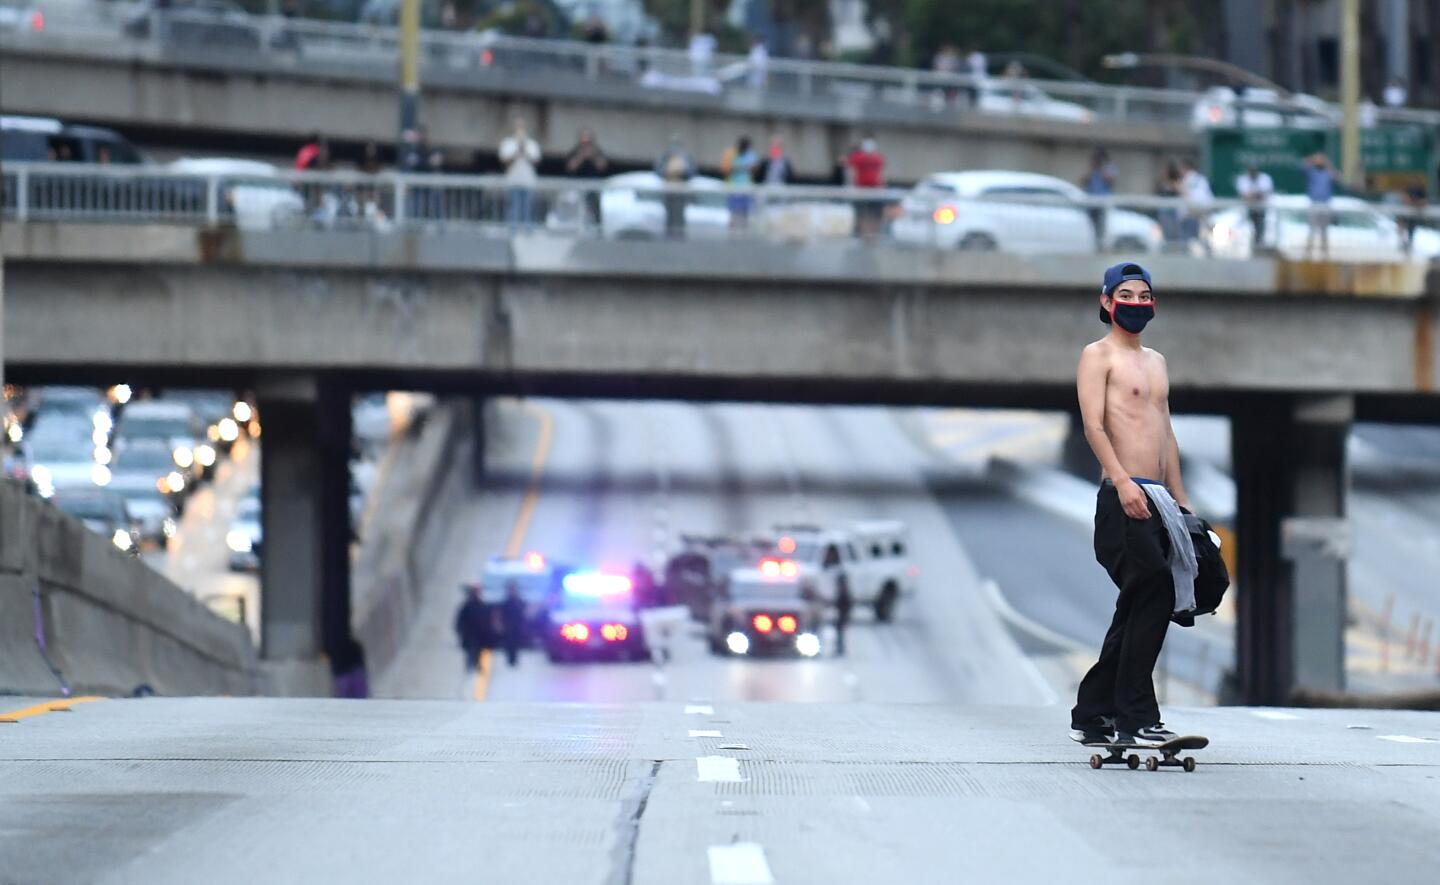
[1101,262,1152,296]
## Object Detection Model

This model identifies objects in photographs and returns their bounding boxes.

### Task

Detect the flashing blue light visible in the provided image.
[562,572,633,597]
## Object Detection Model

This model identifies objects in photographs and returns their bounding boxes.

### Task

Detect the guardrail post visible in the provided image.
[902,72,918,105]
[204,175,220,226]
[585,50,600,80]
[1115,88,1130,122]
[15,167,28,223]
[393,178,408,227]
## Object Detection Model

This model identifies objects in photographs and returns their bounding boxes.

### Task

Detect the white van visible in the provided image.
[771,521,916,621]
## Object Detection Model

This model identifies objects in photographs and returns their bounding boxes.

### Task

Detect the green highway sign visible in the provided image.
[1205,126,1435,197]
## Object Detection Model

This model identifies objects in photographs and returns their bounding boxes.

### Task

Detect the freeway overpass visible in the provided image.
[6,212,1438,707]
[0,22,1193,188]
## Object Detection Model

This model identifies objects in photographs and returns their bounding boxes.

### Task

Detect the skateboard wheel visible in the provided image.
[1183,757,1196,772]
[1145,756,1159,772]
[1090,754,1103,769]
[1126,754,1140,770]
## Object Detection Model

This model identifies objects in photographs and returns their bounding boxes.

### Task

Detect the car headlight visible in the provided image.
[796,632,821,657]
[93,410,113,434]
[725,631,750,655]
[112,528,133,551]
[165,471,186,494]
[6,422,23,443]
[110,384,132,405]
[217,418,241,443]
[92,464,112,487]
[226,530,253,553]
[195,444,217,468]
[173,446,194,469]
[94,446,112,466]
[31,464,51,486]
[233,401,253,423]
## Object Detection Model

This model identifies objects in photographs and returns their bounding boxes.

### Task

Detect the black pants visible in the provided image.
[503,643,520,668]
[1072,484,1175,734]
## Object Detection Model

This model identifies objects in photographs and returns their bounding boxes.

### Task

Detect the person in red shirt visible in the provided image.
[847,135,885,238]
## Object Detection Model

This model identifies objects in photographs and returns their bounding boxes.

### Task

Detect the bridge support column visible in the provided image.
[1231,395,1351,705]
[258,376,363,696]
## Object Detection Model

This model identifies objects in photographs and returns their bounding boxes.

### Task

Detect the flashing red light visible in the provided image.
[524,551,545,571]
[752,613,774,634]
[777,614,798,634]
[481,49,495,66]
[779,560,798,578]
[601,623,629,642]
[778,536,796,554]
[932,204,958,225]
[30,10,43,31]
[561,622,590,643]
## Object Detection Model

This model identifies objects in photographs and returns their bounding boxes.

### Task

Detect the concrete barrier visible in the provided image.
[0,480,257,697]
[351,398,476,683]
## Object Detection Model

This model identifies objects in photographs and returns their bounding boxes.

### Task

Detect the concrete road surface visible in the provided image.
[2,696,1437,885]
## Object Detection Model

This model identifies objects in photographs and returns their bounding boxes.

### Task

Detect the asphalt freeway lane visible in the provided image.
[379,399,1053,708]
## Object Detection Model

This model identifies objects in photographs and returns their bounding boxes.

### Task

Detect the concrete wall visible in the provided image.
[351,398,476,683]
[0,480,257,697]
[0,39,1190,188]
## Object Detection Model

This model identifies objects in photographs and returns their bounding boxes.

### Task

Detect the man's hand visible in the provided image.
[1117,477,1152,520]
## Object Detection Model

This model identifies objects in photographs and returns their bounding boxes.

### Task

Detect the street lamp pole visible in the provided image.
[1339,0,1362,187]
[398,0,421,136]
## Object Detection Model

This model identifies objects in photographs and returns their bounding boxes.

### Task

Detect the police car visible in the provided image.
[481,552,561,643]
[708,557,824,658]
[772,521,917,622]
[543,570,649,663]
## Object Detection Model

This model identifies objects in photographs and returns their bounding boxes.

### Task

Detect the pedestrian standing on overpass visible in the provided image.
[1301,153,1340,260]
[1070,262,1196,748]
[834,573,853,657]
[500,580,528,668]
[455,584,492,675]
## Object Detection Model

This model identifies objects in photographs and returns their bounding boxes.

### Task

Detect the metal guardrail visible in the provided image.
[7,1,1440,131]
[5,165,1439,262]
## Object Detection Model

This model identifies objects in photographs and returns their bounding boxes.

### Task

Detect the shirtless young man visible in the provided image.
[1069,262,1196,747]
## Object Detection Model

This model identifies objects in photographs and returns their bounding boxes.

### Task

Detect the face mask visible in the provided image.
[1110,301,1155,334]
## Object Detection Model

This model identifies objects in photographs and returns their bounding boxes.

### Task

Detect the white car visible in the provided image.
[1191,87,1337,131]
[976,80,1094,124]
[891,170,1164,254]
[547,171,857,242]
[168,158,304,230]
[1207,195,1440,262]
[771,521,916,622]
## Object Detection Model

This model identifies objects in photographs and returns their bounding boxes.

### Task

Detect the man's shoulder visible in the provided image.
[1080,338,1113,362]
[1142,345,1169,364]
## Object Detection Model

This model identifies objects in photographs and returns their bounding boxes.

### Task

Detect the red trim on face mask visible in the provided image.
[1109,298,1156,324]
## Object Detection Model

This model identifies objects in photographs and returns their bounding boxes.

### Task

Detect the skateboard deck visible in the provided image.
[1084,735,1209,772]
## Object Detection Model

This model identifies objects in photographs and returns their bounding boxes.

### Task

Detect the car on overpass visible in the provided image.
[548,172,855,241]
[890,170,1164,254]
[1190,86,1338,131]
[975,80,1093,124]
[709,558,824,658]
[0,115,145,165]
[167,158,305,231]
[543,570,648,663]
[1207,194,1440,263]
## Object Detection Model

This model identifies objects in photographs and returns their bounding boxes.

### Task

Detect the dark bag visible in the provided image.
[1172,514,1230,626]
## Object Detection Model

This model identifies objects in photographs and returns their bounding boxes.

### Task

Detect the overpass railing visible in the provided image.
[9,1,1440,131]
[5,163,1439,262]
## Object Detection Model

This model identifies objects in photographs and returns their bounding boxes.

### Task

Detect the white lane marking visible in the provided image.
[685,704,715,715]
[696,756,744,783]
[707,843,774,885]
[1377,735,1439,744]
[1251,710,1300,721]
[689,729,723,738]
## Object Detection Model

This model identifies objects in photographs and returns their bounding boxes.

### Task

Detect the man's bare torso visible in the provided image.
[1094,339,1170,482]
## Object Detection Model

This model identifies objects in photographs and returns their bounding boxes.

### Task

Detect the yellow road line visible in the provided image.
[472,650,493,701]
[0,696,103,723]
[476,401,556,702]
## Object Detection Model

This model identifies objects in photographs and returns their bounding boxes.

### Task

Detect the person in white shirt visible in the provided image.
[964,46,987,106]
[499,117,541,230]
[688,31,716,76]
[1383,76,1408,108]
[1179,158,1213,250]
[1234,164,1274,249]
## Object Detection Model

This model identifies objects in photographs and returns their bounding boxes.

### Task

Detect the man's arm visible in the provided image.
[1077,344,1151,519]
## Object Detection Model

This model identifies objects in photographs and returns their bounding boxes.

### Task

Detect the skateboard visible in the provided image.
[1086,735,1208,772]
